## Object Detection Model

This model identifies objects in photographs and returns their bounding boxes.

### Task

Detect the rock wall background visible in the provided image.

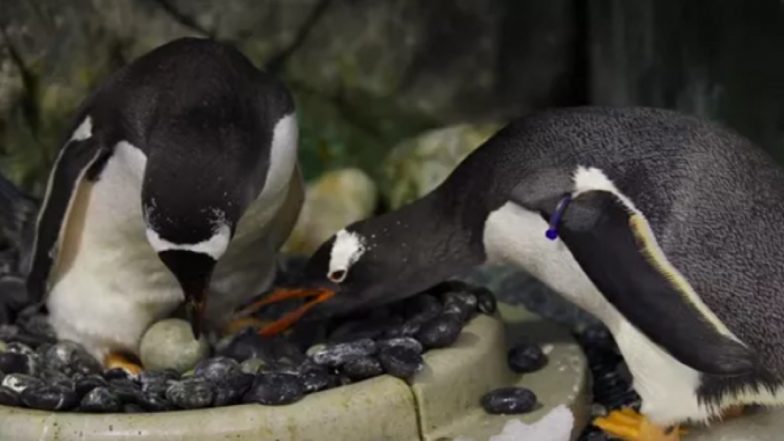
[0,0,583,195]
[1,0,783,247]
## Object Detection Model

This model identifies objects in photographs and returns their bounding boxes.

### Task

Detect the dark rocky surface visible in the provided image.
[0,277,500,412]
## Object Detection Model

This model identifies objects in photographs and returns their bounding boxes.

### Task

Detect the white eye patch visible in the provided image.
[328,229,367,283]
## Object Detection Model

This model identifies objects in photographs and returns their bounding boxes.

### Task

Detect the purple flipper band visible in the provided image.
[545,194,573,241]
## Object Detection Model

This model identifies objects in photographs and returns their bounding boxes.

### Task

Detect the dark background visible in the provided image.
[2,0,783,195]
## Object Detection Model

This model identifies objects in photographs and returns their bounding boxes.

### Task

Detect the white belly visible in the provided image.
[483,202,709,425]
[47,142,299,360]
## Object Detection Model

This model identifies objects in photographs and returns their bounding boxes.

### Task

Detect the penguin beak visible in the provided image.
[185,291,206,339]
[157,250,216,339]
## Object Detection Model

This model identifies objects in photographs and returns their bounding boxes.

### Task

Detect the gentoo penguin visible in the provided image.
[25,37,303,372]
[294,107,784,441]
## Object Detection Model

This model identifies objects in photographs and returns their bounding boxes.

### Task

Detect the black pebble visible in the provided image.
[21,384,78,411]
[378,346,423,379]
[6,342,34,356]
[481,387,537,415]
[40,368,75,390]
[310,339,377,368]
[300,366,336,394]
[341,356,384,381]
[328,316,401,343]
[0,351,35,375]
[474,288,497,314]
[401,293,442,320]
[139,370,179,397]
[104,367,133,381]
[507,343,548,373]
[415,315,462,349]
[138,393,174,412]
[123,403,145,413]
[377,337,424,354]
[443,291,478,322]
[2,373,44,393]
[166,379,214,409]
[111,382,146,407]
[0,325,20,342]
[75,374,109,397]
[218,329,271,362]
[80,387,122,413]
[243,373,304,405]
[19,315,56,341]
[213,371,254,406]
[195,357,240,383]
[579,430,611,441]
[0,385,19,406]
[44,341,102,376]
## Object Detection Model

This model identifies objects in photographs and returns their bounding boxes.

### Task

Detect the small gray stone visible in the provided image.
[166,378,214,409]
[0,385,19,406]
[300,367,335,394]
[0,351,35,375]
[474,288,497,314]
[507,343,548,373]
[75,374,109,397]
[21,384,78,410]
[80,387,122,413]
[40,368,75,390]
[415,315,463,349]
[341,356,384,381]
[123,403,145,413]
[140,319,209,373]
[243,373,304,405]
[213,371,254,406]
[309,338,377,368]
[44,341,101,376]
[2,373,43,393]
[19,314,56,341]
[402,294,442,320]
[378,346,423,379]
[217,329,270,362]
[194,357,239,383]
[103,367,134,381]
[6,342,34,356]
[139,369,179,397]
[377,337,424,354]
[239,357,266,375]
[481,387,537,415]
[138,393,174,412]
[443,291,478,322]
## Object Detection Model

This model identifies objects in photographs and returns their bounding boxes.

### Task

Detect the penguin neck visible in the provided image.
[370,192,486,290]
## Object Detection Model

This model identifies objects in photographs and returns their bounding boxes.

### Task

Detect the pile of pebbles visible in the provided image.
[575,324,641,441]
[0,280,512,413]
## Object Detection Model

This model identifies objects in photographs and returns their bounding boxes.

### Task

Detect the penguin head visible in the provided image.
[140,116,272,337]
[300,206,474,319]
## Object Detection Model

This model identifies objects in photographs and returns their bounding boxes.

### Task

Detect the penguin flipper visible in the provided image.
[27,136,108,304]
[554,190,756,376]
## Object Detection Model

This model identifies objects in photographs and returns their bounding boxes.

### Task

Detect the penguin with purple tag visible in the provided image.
[23,37,304,374]
[280,107,784,441]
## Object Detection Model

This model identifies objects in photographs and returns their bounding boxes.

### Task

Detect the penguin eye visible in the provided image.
[328,269,347,283]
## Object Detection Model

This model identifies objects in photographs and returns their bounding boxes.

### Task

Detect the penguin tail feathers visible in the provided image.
[0,172,39,266]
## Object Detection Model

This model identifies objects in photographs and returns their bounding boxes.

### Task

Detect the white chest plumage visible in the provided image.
[47,113,301,360]
[482,201,707,425]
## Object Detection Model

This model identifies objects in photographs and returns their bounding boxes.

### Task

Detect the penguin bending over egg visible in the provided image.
[295,107,784,441]
[25,37,304,372]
